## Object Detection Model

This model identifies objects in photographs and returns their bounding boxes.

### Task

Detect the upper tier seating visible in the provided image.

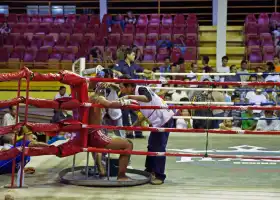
[0,13,198,64]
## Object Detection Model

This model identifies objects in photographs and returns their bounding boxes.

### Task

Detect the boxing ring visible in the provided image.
[1,66,280,198]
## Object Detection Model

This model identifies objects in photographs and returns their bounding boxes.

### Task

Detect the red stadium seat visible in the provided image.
[54,15,65,24]
[143,47,156,62]
[147,24,160,34]
[7,14,18,24]
[73,23,86,34]
[150,14,160,24]
[174,14,185,25]
[0,14,5,24]
[30,15,41,23]
[187,14,198,24]
[78,15,89,23]
[108,33,121,46]
[23,48,37,62]
[137,14,149,26]
[248,47,262,63]
[245,22,258,35]
[162,14,173,26]
[245,14,257,24]
[184,47,197,61]
[260,33,273,46]
[185,34,197,47]
[121,33,134,46]
[60,23,73,34]
[270,12,280,24]
[41,15,53,23]
[171,47,182,63]
[111,24,123,34]
[246,34,260,46]
[133,33,146,46]
[136,24,147,34]
[66,14,77,24]
[186,23,198,34]
[10,46,25,60]
[173,24,185,35]
[15,35,30,47]
[157,47,170,62]
[146,33,158,46]
[18,14,29,24]
[263,46,275,62]
[36,24,50,34]
[160,24,172,34]
[35,48,49,62]
[0,48,10,62]
[89,15,100,25]
[124,24,134,34]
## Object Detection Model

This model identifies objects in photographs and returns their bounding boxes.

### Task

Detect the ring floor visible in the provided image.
[1,132,280,200]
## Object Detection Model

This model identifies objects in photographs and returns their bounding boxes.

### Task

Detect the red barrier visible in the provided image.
[0,123,23,136]
[0,148,21,160]
[0,97,24,109]
[32,72,62,82]
[0,70,26,82]
[28,98,59,109]
[59,70,86,86]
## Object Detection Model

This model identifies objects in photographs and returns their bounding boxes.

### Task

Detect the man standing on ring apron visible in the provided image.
[119,75,174,185]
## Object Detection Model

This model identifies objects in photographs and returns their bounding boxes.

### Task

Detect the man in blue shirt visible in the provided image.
[159,57,171,73]
[114,48,145,138]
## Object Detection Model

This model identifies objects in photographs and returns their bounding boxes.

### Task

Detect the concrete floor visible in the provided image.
[1,132,280,200]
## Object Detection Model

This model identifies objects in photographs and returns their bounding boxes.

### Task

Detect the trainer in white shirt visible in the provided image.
[54,86,69,100]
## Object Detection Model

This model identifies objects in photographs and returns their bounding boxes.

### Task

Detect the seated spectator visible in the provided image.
[0,22,11,35]
[219,119,241,130]
[163,93,172,101]
[256,110,280,131]
[116,45,126,62]
[217,55,230,73]
[238,60,249,82]
[187,63,199,98]
[245,84,267,117]
[176,57,186,73]
[241,109,257,130]
[202,56,212,73]
[159,57,171,73]
[124,11,137,25]
[134,47,142,63]
[224,65,241,82]
[176,109,192,129]
[89,47,103,63]
[226,94,242,128]
[211,86,226,129]
[107,14,125,32]
[173,35,186,48]
[264,62,280,82]
[171,86,187,102]
[273,25,280,47]
[264,80,277,103]
[254,66,265,82]
[273,56,280,73]
[55,86,69,99]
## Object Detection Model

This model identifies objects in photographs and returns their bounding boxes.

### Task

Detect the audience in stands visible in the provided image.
[176,108,192,129]
[159,57,171,73]
[0,22,11,35]
[171,86,187,102]
[124,11,137,25]
[89,47,103,63]
[224,65,241,82]
[241,109,257,130]
[2,106,19,126]
[217,56,230,73]
[211,85,226,128]
[256,110,280,131]
[273,56,280,72]
[202,56,212,73]
[219,119,241,131]
[238,60,249,82]
[186,62,198,98]
[54,86,69,99]
[264,62,280,82]
[254,66,265,82]
[225,94,242,128]
[107,14,125,32]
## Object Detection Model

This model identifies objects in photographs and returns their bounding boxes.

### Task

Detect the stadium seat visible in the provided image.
[270,12,280,24]
[68,34,83,48]
[60,23,73,34]
[36,24,50,34]
[148,24,160,34]
[150,14,161,24]
[248,47,262,63]
[11,24,25,34]
[142,47,156,62]
[137,14,149,26]
[246,34,260,46]
[245,22,258,35]
[4,35,17,48]
[30,35,43,49]
[146,33,158,46]
[55,35,68,48]
[7,14,18,24]
[73,23,86,34]
[157,47,170,62]
[61,52,76,62]
[171,47,182,63]
[23,48,37,62]
[48,51,62,68]
[54,15,65,24]
[49,24,61,34]
[106,46,118,60]
[184,47,197,61]
[19,14,29,24]
[78,15,89,23]
[43,35,55,47]
[9,47,25,68]
[160,33,172,41]
[26,23,38,33]
[134,33,146,46]
[174,14,185,25]
[162,14,173,26]
[124,24,134,34]
[258,13,270,25]
[160,24,172,34]
[30,15,41,23]
[136,24,147,34]
[121,34,134,46]
[0,48,9,63]
[260,33,273,46]
[0,14,5,24]
[89,15,100,25]
[41,15,53,23]
[15,35,30,47]
[186,23,198,34]
[111,24,123,34]
[108,33,121,46]
[101,14,112,24]
[185,34,197,47]
[263,46,275,62]
[35,48,49,62]
[66,14,77,24]
[86,24,99,34]
[173,24,185,35]
[245,14,257,24]
[187,14,198,24]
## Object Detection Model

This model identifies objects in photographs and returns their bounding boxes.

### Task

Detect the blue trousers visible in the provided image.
[145,119,173,181]
[106,19,125,30]
[213,112,225,129]
[122,109,143,137]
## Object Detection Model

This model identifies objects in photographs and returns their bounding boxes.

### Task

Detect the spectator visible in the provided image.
[238,60,249,82]
[217,55,230,73]
[89,47,103,63]
[134,47,143,63]
[176,109,192,129]
[273,25,280,46]
[210,86,226,129]
[116,45,126,62]
[264,80,277,103]
[241,109,257,130]
[224,65,241,82]
[225,94,242,128]
[107,14,125,32]
[0,22,11,35]
[264,62,280,82]
[202,56,212,73]
[159,57,171,73]
[176,57,186,73]
[2,106,19,126]
[171,86,187,102]
[114,48,143,79]
[187,63,199,99]
[54,86,69,99]
[274,56,280,73]
[255,66,265,82]
[124,11,137,25]
[163,93,172,101]
[256,110,280,131]
[219,119,241,130]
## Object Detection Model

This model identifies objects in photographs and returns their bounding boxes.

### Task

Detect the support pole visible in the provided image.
[85,152,90,179]
[72,155,76,178]
[99,0,108,23]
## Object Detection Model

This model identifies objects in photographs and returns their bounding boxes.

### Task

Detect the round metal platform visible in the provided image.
[59,166,151,187]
